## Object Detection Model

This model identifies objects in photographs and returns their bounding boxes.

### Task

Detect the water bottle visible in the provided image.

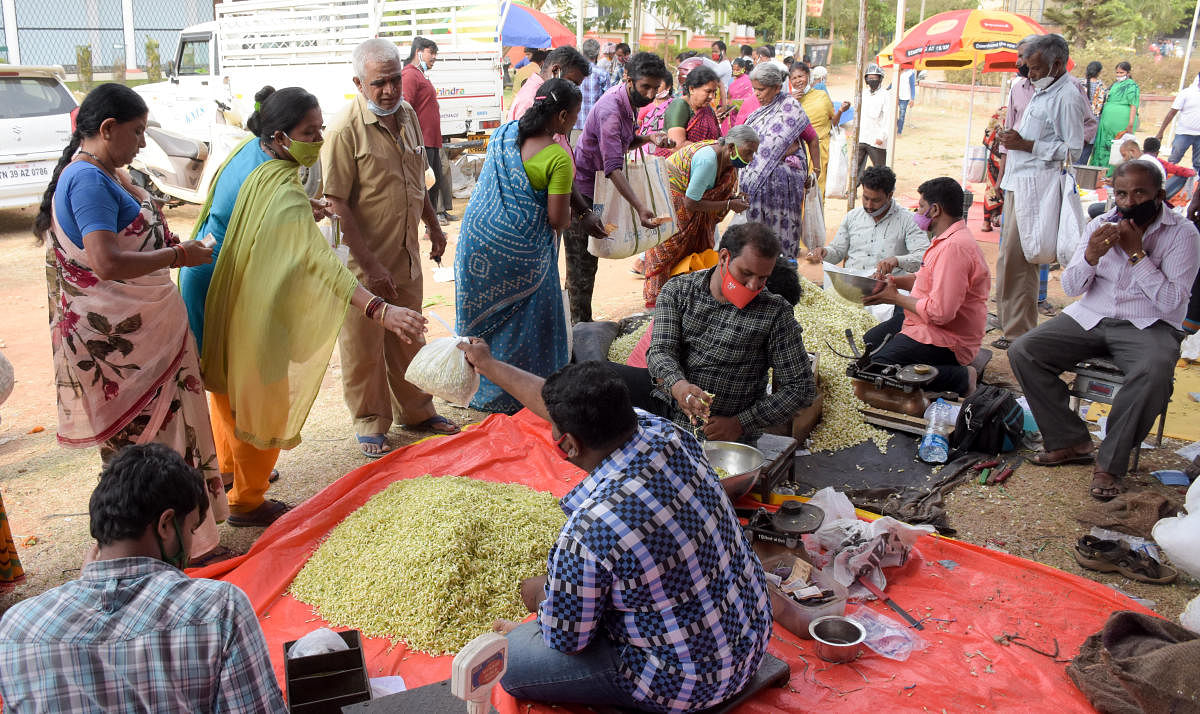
[918,398,953,463]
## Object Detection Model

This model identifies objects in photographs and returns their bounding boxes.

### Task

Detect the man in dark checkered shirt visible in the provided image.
[611,222,815,444]
[459,347,772,713]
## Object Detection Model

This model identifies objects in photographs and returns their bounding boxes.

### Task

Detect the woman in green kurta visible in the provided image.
[1090,61,1140,170]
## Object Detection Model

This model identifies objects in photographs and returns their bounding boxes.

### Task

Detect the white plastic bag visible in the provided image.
[1109,134,1137,166]
[588,157,676,260]
[1151,477,1200,580]
[403,336,480,407]
[1014,169,1079,264]
[287,628,349,659]
[1182,595,1200,635]
[801,186,826,250]
[825,127,849,200]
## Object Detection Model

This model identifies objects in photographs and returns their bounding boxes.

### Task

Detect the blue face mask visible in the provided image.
[730,147,750,169]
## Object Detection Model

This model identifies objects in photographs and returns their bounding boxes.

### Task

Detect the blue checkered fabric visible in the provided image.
[575,62,611,130]
[0,557,285,712]
[539,410,772,713]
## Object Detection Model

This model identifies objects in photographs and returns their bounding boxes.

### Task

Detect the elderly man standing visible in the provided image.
[322,38,459,458]
[1010,161,1198,500]
[806,166,928,276]
[993,34,1090,347]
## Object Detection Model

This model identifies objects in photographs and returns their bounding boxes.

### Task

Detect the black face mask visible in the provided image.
[1117,198,1161,226]
[866,78,882,91]
[628,84,653,108]
[1016,64,1030,78]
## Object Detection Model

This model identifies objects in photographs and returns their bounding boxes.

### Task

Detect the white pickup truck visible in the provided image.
[134,0,505,146]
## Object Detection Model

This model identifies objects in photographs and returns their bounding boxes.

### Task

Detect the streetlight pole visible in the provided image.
[885,0,906,166]
[848,0,868,209]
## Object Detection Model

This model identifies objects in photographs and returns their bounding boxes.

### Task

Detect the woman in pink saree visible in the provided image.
[34,84,232,565]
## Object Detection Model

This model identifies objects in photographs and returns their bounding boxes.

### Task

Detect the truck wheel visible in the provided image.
[299,161,322,198]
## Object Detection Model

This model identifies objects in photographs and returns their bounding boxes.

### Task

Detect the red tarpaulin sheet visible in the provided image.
[193,410,1150,712]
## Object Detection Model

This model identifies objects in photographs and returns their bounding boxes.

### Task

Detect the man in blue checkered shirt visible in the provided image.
[0,444,285,712]
[573,38,610,138]
[459,348,772,713]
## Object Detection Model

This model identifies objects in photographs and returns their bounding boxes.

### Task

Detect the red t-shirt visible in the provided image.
[401,63,442,148]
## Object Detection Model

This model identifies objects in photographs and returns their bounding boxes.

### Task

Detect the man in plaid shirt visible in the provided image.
[572,38,610,140]
[621,222,815,443]
[0,444,284,712]
[458,349,772,713]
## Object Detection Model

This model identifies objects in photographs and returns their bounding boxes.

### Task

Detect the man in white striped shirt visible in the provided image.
[1009,160,1199,500]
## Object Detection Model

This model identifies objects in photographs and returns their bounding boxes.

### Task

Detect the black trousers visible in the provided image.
[563,197,600,323]
[603,363,667,417]
[854,143,887,187]
[863,308,970,395]
[425,146,452,214]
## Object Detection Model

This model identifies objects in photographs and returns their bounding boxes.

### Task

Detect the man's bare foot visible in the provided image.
[1090,470,1122,501]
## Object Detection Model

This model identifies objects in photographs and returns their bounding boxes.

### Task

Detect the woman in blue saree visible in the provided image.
[455,79,582,413]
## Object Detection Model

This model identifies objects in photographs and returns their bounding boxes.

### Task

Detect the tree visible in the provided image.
[645,0,714,51]
[1043,0,1127,46]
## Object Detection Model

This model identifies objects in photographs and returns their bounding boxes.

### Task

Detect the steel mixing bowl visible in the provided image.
[823,263,885,304]
[703,441,765,502]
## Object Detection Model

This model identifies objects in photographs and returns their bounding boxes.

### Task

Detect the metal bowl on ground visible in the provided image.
[822,263,884,304]
[809,615,866,663]
[703,441,765,502]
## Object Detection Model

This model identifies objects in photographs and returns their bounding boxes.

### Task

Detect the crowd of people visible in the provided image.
[2,28,1200,714]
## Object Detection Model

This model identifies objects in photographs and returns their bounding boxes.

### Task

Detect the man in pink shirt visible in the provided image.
[507,46,590,122]
[1009,160,1199,500]
[862,177,991,396]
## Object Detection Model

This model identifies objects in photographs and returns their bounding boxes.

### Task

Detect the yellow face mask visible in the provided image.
[284,132,323,167]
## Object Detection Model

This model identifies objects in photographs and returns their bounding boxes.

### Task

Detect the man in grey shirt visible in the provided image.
[806,166,929,276]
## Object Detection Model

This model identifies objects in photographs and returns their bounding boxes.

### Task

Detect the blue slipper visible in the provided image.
[406,415,461,435]
[357,433,392,458]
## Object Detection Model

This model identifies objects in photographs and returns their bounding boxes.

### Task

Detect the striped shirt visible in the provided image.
[538,410,772,713]
[574,61,610,131]
[1062,206,1200,330]
[0,557,284,713]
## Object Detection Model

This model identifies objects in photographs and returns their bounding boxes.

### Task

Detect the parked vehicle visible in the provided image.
[133,0,504,147]
[0,65,77,209]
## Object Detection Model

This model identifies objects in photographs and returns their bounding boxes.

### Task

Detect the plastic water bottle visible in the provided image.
[918,398,954,463]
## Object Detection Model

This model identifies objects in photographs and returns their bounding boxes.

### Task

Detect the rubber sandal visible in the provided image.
[227,499,292,528]
[1038,300,1058,317]
[407,415,461,435]
[1090,470,1123,502]
[224,469,279,492]
[1073,536,1178,584]
[990,337,1012,350]
[357,433,392,459]
[1026,446,1095,467]
[190,545,242,568]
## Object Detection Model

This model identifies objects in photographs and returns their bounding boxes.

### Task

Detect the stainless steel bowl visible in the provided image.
[823,263,884,304]
[703,441,765,502]
[809,615,866,663]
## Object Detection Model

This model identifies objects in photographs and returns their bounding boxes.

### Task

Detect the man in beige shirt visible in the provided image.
[322,38,459,457]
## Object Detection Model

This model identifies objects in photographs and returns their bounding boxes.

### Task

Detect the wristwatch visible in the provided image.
[1128,250,1146,265]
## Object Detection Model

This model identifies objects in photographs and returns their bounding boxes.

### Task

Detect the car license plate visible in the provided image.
[0,161,55,186]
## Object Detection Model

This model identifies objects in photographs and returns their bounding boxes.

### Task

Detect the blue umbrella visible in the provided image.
[499,2,574,48]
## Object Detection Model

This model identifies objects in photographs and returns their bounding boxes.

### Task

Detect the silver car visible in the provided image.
[0,66,77,209]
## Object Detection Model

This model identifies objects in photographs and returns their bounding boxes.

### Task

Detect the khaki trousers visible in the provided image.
[339,274,435,436]
[996,191,1039,339]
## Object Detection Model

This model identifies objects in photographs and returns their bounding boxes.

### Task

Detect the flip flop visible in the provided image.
[1026,447,1095,467]
[228,499,292,528]
[1090,470,1123,502]
[1073,536,1177,584]
[407,415,461,435]
[357,433,392,458]
[990,337,1012,350]
[190,545,242,568]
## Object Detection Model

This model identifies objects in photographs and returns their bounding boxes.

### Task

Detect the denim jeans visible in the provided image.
[500,621,648,710]
[897,99,910,133]
[1168,133,1200,172]
[1165,172,1189,201]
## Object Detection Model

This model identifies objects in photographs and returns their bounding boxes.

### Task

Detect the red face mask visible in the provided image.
[720,258,762,309]
[712,51,722,61]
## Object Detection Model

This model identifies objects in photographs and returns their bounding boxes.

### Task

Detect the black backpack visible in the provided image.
[948,385,1024,460]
